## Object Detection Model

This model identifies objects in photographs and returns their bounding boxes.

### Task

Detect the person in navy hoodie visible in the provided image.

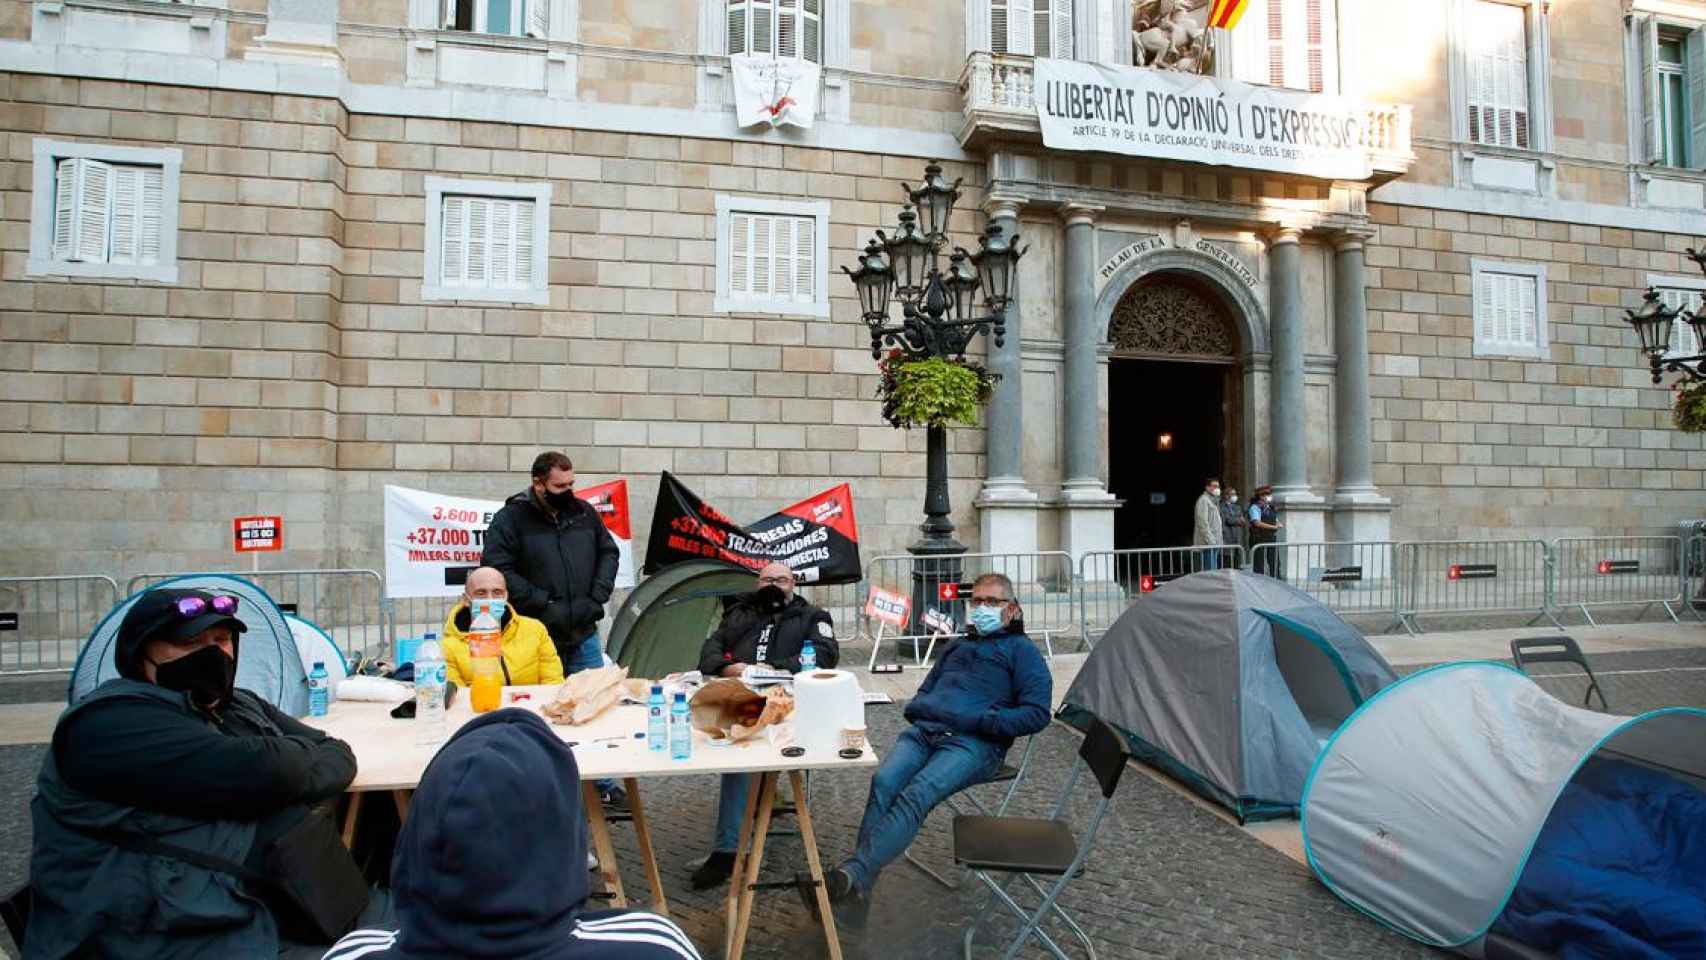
[811,572,1052,928]
[321,708,699,960]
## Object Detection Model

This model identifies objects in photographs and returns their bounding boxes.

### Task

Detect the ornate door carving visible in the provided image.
[1109,274,1238,362]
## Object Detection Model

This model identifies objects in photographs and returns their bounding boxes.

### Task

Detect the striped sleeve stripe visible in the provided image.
[320,929,398,960]
[573,913,701,959]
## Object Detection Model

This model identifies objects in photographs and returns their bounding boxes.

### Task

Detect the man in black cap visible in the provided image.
[25,588,370,959]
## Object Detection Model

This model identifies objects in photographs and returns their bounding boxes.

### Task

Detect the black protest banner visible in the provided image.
[641,472,862,585]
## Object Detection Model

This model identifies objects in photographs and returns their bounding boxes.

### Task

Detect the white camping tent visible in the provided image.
[1303,661,1706,957]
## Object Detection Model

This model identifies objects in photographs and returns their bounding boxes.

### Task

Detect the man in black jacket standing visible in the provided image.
[482,450,624,804]
[689,562,837,889]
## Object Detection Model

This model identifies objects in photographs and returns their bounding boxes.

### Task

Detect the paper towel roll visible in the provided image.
[793,669,862,757]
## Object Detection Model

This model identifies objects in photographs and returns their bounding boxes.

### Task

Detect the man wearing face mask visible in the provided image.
[26,588,369,959]
[1193,476,1224,570]
[1220,486,1248,569]
[809,572,1050,930]
[439,566,564,688]
[1249,484,1284,577]
[690,562,837,889]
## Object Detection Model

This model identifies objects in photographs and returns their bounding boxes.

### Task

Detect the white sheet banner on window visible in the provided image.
[384,484,635,599]
[731,54,820,129]
[1032,58,1374,181]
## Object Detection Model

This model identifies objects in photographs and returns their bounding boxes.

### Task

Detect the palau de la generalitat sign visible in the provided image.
[1033,58,1374,181]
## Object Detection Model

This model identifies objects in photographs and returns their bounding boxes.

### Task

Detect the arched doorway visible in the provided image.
[1107,272,1244,550]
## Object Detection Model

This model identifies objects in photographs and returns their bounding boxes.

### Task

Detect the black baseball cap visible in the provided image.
[115,588,248,679]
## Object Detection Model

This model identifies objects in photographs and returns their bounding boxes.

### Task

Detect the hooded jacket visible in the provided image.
[482,489,621,647]
[696,591,838,678]
[902,621,1052,752]
[321,709,700,960]
[440,604,565,688]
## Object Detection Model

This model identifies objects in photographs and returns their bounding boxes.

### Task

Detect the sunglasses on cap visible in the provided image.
[175,594,240,619]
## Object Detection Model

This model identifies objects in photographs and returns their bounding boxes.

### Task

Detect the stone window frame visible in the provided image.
[1445,0,1555,194]
[28,138,182,284]
[422,177,552,306]
[696,0,851,121]
[967,0,1131,63]
[1226,0,1341,95]
[713,194,831,319]
[1647,272,1706,360]
[404,0,579,96]
[1628,8,1706,170]
[1470,258,1550,361]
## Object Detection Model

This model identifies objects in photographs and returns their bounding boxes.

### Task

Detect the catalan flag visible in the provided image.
[1208,0,1251,30]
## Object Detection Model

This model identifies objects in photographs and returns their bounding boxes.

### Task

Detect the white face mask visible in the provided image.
[1230,496,1238,503]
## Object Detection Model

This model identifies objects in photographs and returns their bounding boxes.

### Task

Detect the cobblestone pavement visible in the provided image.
[1400,646,1706,713]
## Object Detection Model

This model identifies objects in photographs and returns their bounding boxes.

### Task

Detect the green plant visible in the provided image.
[1674,380,1706,433]
[876,351,998,429]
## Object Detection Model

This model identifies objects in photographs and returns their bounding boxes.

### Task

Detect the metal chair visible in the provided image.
[955,717,1129,960]
[1510,635,1608,711]
[903,735,1039,889]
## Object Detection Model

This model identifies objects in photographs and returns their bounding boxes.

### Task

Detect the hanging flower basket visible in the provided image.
[1675,380,1706,433]
[876,350,998,430]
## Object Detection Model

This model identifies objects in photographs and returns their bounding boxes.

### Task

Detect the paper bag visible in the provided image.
[689,678,795,743]
[542,665,648,725]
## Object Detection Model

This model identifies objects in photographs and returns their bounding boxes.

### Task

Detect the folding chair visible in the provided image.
[904,735,1039,889]
[1510,635,1608,711]
[955,717,1129,960]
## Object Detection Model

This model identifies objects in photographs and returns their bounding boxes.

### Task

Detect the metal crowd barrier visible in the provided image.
[1551,536,1686,626]
[1247,541,1404,628]
[1397,540,1561,636]
[1078,545,1243,644]
[1689,534,1706,621]
[0,575,120,674]
[864,551,1078,662]
[127,569,388,662]
[797,579,867,644]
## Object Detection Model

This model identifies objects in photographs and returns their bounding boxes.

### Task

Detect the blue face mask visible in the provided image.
[471,598,506,622]
[968,604,1004,636]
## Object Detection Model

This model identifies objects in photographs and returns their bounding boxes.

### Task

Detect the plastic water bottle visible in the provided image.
[648,684,667,752]
[414,638,447,746]
[669,691,691,761]
[307,662,330,717]
[799,638,817,672]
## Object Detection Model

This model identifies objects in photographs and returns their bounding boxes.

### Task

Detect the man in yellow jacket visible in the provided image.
[440,566,565,688]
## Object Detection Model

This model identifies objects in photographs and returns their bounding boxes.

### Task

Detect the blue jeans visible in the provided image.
[564,631,617,795]
[840,725,1001,893]
[1202,548,1220,571]
[712,773,752,852]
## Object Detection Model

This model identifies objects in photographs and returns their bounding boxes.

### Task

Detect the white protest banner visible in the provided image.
[1033,58,1374,181]
[731,53,820,129]
[384,483,636,599]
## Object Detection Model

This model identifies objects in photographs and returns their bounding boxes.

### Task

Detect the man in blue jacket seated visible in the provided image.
[322,708,700,960]
[811,572,1052,927]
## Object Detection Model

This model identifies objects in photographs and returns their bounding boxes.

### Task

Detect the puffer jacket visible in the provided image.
[903,622,1051,751]
[439,605,565,688]
[482,489,620,647]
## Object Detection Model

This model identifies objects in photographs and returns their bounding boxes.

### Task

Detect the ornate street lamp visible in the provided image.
[844,161,1026,642]
[1625,248,1706,384]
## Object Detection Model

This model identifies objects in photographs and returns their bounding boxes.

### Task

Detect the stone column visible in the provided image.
[1059,202,1117,563]
[246,0,344,67]
[1330,232,1392,551]
[1267,226,1325,545]
[977,194,1040,556]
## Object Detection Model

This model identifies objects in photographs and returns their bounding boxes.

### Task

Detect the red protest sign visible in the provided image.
[864,587,911,629]
[233,515,282,553]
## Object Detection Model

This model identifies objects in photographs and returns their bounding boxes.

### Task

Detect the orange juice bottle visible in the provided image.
[467,599,504,713]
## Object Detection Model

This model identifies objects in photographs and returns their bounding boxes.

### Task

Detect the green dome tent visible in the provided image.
[606,561,755,680]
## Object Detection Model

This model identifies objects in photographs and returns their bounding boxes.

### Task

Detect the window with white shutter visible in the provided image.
[727,0,821,62]
[1649,276,1706,360]
[990,0,1069,57]
[1234,0,1333,92]
[424,178,551,305]
[1466,0,1530,149]
[1472,260,1549,359]
[442,0,539,36]
[716,195,831,318]
[31,140,180,282]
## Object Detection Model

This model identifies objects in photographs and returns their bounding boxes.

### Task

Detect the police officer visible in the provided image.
[690,562,837,888]
[1248,485,1284,577]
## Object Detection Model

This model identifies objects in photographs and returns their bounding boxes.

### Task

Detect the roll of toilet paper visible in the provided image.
[793,669,862,757]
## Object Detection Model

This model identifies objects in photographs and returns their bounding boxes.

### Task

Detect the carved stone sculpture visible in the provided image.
[1133,0,1214,75]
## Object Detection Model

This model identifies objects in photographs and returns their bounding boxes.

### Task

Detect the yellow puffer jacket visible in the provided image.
[440,606,565,688]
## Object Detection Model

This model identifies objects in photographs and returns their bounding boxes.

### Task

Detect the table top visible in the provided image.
[303,685,879,792]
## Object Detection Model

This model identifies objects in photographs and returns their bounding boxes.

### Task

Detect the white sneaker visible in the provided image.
[587,852,598,871]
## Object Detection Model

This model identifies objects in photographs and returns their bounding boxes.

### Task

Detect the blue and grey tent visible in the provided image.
[1058,569,1397,822]
[1303,661,1706,958]
[68,573,309,716]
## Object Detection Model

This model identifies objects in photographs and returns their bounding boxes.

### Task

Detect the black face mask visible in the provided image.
[754,585,788,610]
[152,644,237,708]
[544,489,578,512]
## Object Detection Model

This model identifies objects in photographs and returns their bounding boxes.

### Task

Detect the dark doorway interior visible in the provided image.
[1110,358,1229,551]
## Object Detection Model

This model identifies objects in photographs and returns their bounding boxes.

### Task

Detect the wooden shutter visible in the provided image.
[108,165,141,265]
[803,0,821,63]
[791,215,814,302]
[1477,271,1537,350]
[1658,287,1704,357]
[752,0,774,54]
[1032,0,1050,59]
[489,198,515,287]
[75,159,112,263]
[991,0,1008,54]
[442,195,468,286]
[1051,0,1072,58]
[1687,28,1706,168]
[1640,15,1663,162]
[751,215,773,296]
[778,0,798,58]
[466,197,491,286]
[138,166,163,265]
[1008,0,1033,55]
[1267,0,1285,86]
[1469,2,1529,149]
[1305,0,1323,92]
[728,0,748,54]
[52,158,76,259]
[729,212,753,296]
[525,0,547,38]
[513,198,535,288]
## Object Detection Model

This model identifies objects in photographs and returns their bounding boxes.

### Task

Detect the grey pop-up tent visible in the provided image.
[1303,661,1706,958]
[1058,569,1397,821]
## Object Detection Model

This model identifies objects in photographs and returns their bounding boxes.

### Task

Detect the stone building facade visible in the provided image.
[0,0,1702,581]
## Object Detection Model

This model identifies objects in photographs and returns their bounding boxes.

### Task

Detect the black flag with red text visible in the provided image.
[641,472,861,585]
